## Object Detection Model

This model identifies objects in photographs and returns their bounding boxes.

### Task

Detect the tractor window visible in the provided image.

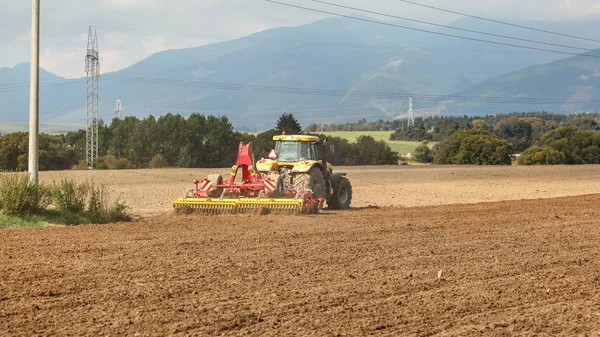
[275,141,299,162]
[275,141,318,161]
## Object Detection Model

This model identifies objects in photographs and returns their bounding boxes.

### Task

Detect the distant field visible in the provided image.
[0,122,83,134]
[324,131,424,155]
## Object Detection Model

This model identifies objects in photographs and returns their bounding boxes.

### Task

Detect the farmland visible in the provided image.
[324,131,425,155]
[2,165,600,335]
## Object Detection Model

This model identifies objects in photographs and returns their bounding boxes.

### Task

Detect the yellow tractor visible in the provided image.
[256,133,352,210]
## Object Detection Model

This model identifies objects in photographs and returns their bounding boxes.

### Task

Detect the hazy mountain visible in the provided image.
[427,16,600,78]
[1,16,599,129]
[442,50,600,115]
[96,17,479,129]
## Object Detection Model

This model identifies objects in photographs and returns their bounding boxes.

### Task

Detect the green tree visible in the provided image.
[433,129,512,165]
[130,115,158,167]
[351,135,399,165]
[568,116,599,130]
[0,132,27,171]
[155,113,187,166]
[519,145,566,165]
[538,126,600,164]
[275,113,302,135]
[413,141,433,163]
[495,118,534,153]
[107,116,140,160]
[176,113,207,168]
[201,115,239,167]
[390,124,432,141]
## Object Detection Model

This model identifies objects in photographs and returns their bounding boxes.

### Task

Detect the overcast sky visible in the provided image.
[1,0,599,77]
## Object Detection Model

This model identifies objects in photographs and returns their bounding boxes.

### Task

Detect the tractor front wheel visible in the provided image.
[327,177,352,209]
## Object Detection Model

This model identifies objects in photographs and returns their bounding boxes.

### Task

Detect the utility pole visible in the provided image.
[408,97,415,128]
[28,0,40,184]
[85,27,100,169]
[115,100,123,120]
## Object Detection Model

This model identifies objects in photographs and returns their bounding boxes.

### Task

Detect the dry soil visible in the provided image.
[1,166,600,336]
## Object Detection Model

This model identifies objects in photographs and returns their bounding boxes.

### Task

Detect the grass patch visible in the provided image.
[0,209,127,228]
[0,214,46,228]
[0,174,132,228]
[324,131,427,155]
[40,209,95,226]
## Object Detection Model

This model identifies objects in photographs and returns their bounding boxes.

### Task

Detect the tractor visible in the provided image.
[173,132,352,214]
[256,133,352,210]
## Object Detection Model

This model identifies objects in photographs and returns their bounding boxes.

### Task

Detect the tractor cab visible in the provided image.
[273,136,320,162]
[265,134,321,163]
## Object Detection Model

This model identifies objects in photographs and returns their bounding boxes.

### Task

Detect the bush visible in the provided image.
[351,135,399,165]
[433,129,513,165]
[0,174,50,216]
[95,155,134,170]
[73,160,88,170]
[149,153,168,169]
[538,126,600,164]
[519,145,566,165]
[51,178,88,213]
[390,125,433,142]
[413,141,434,163]
[87,181,131,223]
[0,133,79,171]
[0,176,132,226]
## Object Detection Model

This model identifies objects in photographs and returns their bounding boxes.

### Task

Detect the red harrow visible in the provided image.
[173,142,324,214]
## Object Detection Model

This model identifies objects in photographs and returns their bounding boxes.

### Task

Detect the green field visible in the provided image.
[324,131,423,155]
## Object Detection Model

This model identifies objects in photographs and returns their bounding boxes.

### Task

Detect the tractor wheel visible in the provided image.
[293,168,326,198]
[206,174,223,198]
[327,177,352,209]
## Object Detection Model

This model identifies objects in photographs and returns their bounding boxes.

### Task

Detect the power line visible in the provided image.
[0,78,83,93]
[2,73,598,106]
[265,0,600,60]
[313,0,600,55]
[0,74,83,88]
[101,74,600,106]
[395,0,600,44]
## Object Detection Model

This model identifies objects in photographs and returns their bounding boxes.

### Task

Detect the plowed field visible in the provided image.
[2,166,600,335]
[36,165,600,217]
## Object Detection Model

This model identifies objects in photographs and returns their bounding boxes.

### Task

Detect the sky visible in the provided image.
[0,0,599,78]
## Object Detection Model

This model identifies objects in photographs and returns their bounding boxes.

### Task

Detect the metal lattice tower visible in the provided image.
[85,27,100,169]
[115,100,123,120]
[407,97,415,128]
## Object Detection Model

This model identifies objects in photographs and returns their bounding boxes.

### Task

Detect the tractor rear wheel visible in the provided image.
[327,177,352,209]
[293,168,325,198]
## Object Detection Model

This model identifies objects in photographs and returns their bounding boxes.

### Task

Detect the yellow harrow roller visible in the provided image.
[173,197,308,215]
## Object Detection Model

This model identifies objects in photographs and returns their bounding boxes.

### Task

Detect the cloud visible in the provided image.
[40,50,78,77]
[1,0,600,77]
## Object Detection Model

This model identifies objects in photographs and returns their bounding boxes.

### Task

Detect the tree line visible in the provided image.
[0,113,398,171]
[411,125,600,166]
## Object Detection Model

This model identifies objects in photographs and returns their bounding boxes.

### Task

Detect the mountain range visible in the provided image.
[0,15,599,131]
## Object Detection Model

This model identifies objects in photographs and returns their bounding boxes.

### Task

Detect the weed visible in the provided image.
[95,155,134,170]
[149,154,168,169]
[0,174,50,216]
[51,178,89,213]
